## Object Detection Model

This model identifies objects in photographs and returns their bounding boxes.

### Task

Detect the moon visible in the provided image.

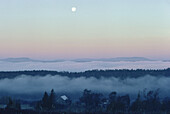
[72,7,77,12]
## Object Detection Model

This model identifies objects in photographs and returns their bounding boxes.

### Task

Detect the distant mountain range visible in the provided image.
[0,57,157,63]
[163,60,170,62]
[72,57,154,62]
[0,58,65,63]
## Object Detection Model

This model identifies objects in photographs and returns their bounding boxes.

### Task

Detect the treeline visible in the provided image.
[1,89,170,114]
[0,68,170,79]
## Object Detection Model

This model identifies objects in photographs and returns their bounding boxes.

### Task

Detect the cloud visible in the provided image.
[0,61,169,72]
[0,75,169,98]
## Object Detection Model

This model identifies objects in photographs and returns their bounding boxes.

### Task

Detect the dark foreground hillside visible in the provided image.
[0,89,170,114]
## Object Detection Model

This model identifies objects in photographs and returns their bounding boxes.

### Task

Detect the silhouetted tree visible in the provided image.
[80,89,92,107]
[80,89,103,112]
[143,89,161,112]
[41,91,49,110]
[130,92,143,112]
[49,89,56,110]
[161,97,170,112]
[107,91,117,113]
[37,89,56,111]
[5,97,21,111]
[116,94,130,112]
[35,101,42,110]
[6,98,13,109]
[107,92,130,113]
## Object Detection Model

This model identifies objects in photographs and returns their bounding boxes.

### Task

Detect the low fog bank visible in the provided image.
[0,75,169,99]
[0,61,170,72]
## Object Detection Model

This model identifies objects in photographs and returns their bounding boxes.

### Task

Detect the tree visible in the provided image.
[36,89,57,111]
[80,89,92,107]
[41,91,49,110]
[143,89,161,112]
[49,89,56,110]
[116,95,130,112]
[130,92,143,112]
[107,91,117,112]
[5,97,21,111]
[161,97,170,112]
[6,98,13,109]
[35,101,42,110]
[107,92,130,113]
[80,89,103,112]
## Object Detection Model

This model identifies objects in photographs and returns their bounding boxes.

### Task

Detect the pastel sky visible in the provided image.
[0,0,170,59]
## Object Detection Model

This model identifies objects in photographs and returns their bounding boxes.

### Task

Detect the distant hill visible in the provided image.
[0,68,170,79]
[0,57,160,63]
[0,58,33,62]
[163,60,170,62]
[72,57,154,62]
[0,57,64,63]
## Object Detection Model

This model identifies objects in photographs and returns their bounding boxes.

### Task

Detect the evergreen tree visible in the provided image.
[41,91,49,110]
[107,91,117,112]
[49,89,56,110]
[6,97,13,109]
[80,89,103,112]
[5,97,21,111]
[130,92,143,112]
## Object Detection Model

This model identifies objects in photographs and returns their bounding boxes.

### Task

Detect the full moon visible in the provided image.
[72,7,77,12]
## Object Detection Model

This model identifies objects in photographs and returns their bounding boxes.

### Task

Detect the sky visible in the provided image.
[0,0,170,60]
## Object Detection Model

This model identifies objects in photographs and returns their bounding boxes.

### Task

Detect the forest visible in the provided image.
[0,88,170,114]
[0,68,170,79]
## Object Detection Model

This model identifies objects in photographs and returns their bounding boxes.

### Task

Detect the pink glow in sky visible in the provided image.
[0,0,170,59]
